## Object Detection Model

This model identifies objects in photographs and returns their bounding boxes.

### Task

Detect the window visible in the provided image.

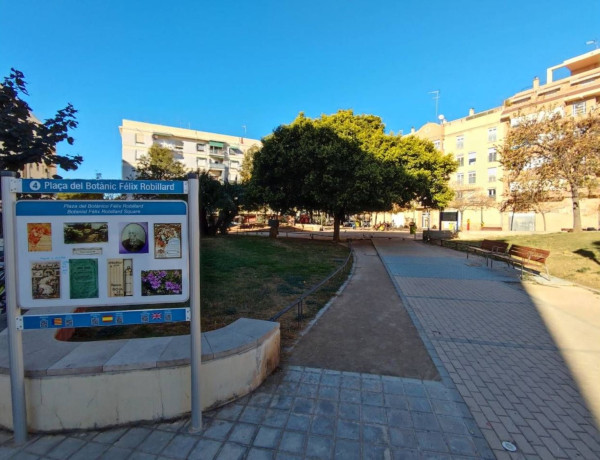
[197,143,206,152]
[488,167,497,183]
[174,140,184,150]
[468,152,476,165]
[488,148,497,162]
[456,154,464,167]
[135,133,144,144]
[456,173,464,185]
[231,161,240,168]
[433,140,441,150]
[456,136,464,149]
[488,188,496,198]
[572,101,586,116]
[468,171,476,184]
[135,150,145,160]
[487,127,497,142]
[197,158,206,168]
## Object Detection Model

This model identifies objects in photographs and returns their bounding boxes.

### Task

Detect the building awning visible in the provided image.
[153,132,172,137]
[209,141,224,148]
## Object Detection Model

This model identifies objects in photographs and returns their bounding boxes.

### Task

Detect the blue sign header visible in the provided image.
[16,200,187,216]
[21,179,186,195]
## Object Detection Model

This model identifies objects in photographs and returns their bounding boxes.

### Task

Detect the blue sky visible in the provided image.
[2,1,599,179]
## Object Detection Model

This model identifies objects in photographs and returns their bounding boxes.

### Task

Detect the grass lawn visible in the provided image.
[69,236,351,347]
[461,232,600,290]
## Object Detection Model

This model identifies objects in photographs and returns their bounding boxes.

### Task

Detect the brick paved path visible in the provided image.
[375,239,600,460]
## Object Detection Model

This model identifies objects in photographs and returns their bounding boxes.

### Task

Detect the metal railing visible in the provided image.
[269,245,353,324]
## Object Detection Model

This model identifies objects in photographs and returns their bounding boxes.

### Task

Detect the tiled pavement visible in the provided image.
[374,239,600,460]
[0,365,492,459]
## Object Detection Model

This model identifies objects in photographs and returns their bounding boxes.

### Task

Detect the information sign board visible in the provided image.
[15,200,189,308]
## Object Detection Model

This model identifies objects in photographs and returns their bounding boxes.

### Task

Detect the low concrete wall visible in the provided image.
[0,318,279,432]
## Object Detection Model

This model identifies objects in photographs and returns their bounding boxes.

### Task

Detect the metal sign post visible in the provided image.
[187,173,202,431]
[1,172,27,444]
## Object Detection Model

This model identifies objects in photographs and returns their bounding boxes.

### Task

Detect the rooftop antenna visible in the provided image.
[429,90,440,119]
[242,125,247,136]
[586,39,598,49]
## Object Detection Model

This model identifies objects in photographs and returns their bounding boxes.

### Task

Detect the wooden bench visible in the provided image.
[495,244,551,279]
[423,230,457,245]
[466,239,510,266]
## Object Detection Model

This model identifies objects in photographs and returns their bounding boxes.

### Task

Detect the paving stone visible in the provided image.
[128,451,158,460]
[389,427,417,448]
[202,420,235,441]
[278,431,306,455]
[311,415,335,437]
[362,444,392,460]
[188,439,222,459]
[407,397,432,413]
[306,435,333,459]
[137,430,177,455]
[240,406,267,424]
[318,385,340,401]
[67,441,109,460]
[361,405,387,425]
[47,437,86,459]
[315,399,338,417]
[98,445,133,460]
[339,402,361,421]
[336,419,360,440]
[297,383,319,398]
[253,427,281,449]
[263,408,289,428]
[215,442,246,460]
[270,395,295,411]
[415,430,449,453]
[446,434,478,456]
[291,397,315,415]
[228,423,258,445]
[362,424,389,445]
[384,394,408,410]
[114,427,152,450]
[334,439,361,460]
[340,388,362,404]
[361,391,384,406]
[387,409,413,429]
[286,414,311,432]
[391,447,420,460]
[411,411,440,432]
[246,447,275,460]
[403,382,427,398]
[320,373,342,387]
[383,380,405,395]
[437,415,470,436]
[214,403,244,421]
[160,434,197,459]
[341,375,361,390]
[24,434,65,455]
[93,427,128,444]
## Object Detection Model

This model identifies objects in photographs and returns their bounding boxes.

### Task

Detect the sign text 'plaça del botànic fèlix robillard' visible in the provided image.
[21,179,186,194]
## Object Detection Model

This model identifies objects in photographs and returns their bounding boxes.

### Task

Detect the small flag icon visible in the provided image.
[102,316,114,323]
[151,313,162,321]
[53,317,63,326]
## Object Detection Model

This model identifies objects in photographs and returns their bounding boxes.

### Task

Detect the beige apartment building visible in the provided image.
[414,49,600,232]
[120,120,261,183]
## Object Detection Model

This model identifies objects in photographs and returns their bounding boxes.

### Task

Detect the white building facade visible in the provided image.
[119,119,261,182]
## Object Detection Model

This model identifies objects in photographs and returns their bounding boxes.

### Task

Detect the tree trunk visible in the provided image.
[571,187,582,232]
[333,214,342,242]
[540,211,547,232]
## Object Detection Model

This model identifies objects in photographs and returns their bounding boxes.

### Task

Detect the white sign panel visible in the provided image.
[15,200,189,308]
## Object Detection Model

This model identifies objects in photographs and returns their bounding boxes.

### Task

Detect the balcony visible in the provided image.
[208,162,225,171]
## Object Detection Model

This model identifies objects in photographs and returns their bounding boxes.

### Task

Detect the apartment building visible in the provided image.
[120,120,261,183]
[414,49,600,232]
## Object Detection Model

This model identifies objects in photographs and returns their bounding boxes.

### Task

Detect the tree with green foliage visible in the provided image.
[309,110,457,208]
[240,144,260,183]
[133,143,187,180]
[0,68,82,175]
[198,172,244,235]
[500,110,600,232]
[251,121,392,241]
